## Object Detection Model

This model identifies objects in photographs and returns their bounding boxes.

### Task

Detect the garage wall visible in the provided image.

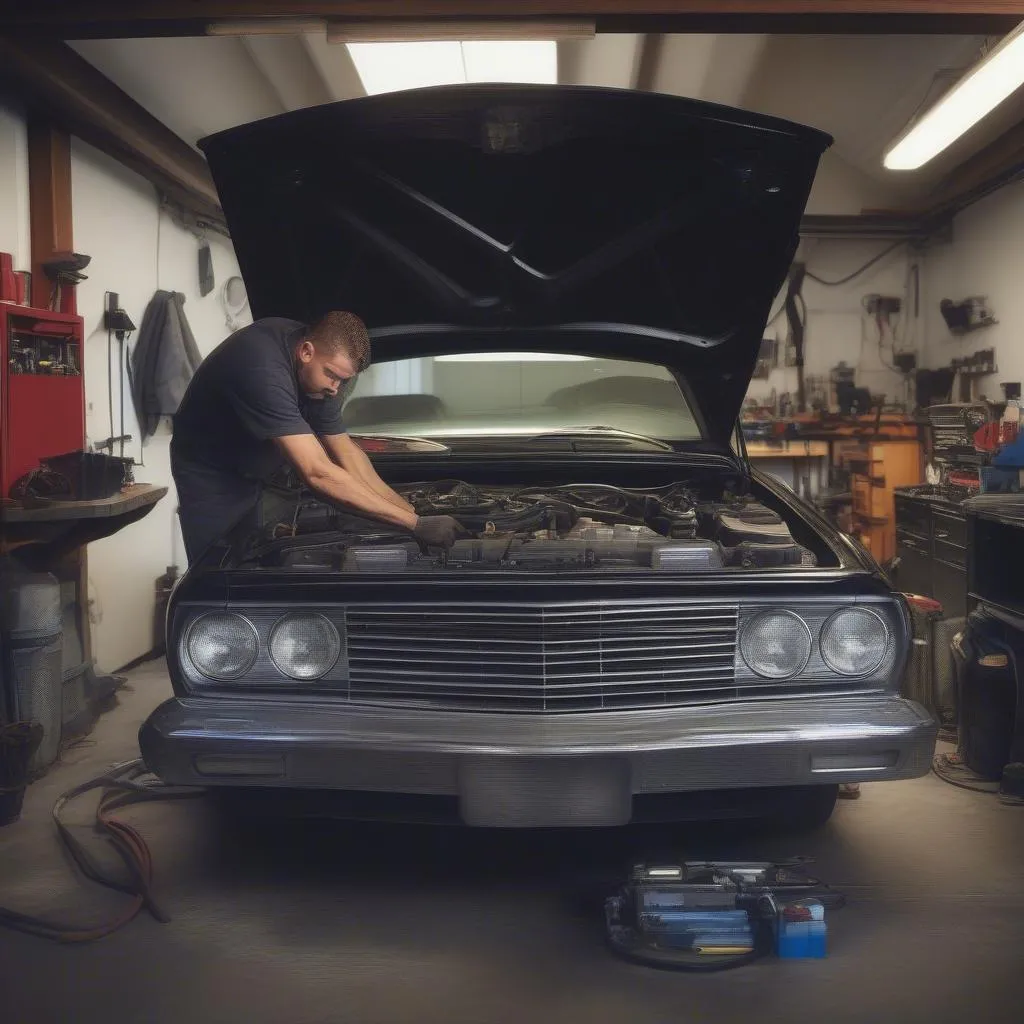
[0,97,30,272]
[745,237,917,408]
[922,179,1024,398]
[71,139,250,672]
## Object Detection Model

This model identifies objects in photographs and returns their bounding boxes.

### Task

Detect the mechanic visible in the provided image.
[170,310,466,562]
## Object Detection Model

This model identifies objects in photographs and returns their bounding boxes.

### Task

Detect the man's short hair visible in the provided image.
[307,310,371,370]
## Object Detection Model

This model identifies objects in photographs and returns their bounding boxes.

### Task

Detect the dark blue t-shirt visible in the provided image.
[172,317,345,480]
[170,317,346,560]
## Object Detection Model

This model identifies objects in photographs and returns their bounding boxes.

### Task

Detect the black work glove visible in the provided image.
[412,515,470,549]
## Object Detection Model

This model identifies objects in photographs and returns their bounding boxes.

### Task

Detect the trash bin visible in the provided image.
[1,567,64,773]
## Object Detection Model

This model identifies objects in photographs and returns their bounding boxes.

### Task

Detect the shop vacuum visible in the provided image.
[605,860,844,970]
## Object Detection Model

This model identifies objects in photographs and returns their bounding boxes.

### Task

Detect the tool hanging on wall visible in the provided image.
[43,252,90,313]
[221,275,249,332]
[101,293,137,459]
[197,237,215,298]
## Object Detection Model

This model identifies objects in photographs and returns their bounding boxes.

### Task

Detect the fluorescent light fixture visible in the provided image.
[884,22,1024,170]
[434,352,592,362]
[327,19,593,43]
[347,40,557,96]
[207,18,326,35]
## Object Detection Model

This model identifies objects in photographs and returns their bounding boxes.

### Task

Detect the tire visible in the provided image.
[773,784,839,832]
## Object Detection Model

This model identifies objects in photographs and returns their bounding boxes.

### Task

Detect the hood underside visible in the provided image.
[200,85,831,443]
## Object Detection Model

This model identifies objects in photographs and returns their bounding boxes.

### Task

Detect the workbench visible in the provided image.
[1,483,167,740]
[1,483,167,527]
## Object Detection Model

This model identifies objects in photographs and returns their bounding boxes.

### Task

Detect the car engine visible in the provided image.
[241,481,818,572]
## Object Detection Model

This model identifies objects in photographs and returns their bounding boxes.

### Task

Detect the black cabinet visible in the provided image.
[892,534,932,596]
[893,491,968,618]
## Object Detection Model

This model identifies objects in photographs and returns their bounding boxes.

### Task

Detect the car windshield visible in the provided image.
[341,353,702,441]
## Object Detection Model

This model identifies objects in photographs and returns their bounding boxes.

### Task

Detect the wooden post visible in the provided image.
[25,118,92,668]
[27,122,74,313]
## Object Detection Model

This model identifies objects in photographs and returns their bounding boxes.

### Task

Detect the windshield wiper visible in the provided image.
[521,427,674,453]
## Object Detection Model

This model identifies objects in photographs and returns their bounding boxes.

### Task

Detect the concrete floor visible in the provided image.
[2,660,1024,1024]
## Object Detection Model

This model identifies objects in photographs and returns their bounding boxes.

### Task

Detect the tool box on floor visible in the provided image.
[605,861,842,970]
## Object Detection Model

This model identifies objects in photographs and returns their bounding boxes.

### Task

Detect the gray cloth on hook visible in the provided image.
[129,290,203,441]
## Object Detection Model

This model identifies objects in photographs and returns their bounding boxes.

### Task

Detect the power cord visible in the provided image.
[806,241,905,287]
[0,760,203,943]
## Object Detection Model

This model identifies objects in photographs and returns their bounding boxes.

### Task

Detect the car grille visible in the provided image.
[344,601,742,712]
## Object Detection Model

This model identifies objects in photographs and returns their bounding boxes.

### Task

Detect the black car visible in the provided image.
[140,85,936,828]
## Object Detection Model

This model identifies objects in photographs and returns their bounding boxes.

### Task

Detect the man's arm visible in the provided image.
[319,432,415,515]
[274,434,417,529]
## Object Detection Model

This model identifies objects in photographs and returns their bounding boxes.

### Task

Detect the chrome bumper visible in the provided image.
[139,694,937,827]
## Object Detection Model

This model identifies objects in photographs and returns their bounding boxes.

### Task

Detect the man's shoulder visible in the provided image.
[252,317,307,333]
[218,317,306,364]
[233,317,306,346]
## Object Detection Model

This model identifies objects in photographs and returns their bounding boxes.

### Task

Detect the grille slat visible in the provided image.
[348,665,738,685]
[344,601,742,712]
[346,632,735,648]
[348,643,735,664]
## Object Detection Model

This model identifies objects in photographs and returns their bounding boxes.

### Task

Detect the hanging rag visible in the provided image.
[129,290,203,442]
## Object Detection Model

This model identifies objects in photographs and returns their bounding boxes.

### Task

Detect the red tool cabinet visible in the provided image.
[1,305,86,498]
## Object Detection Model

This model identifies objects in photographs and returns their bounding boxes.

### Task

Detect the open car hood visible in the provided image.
[199,85,830,445]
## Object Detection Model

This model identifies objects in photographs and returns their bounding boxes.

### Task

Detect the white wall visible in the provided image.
[0,97,30,272]
[746,237,919,408]
[922,179,1024,399]
[71,139,250,672]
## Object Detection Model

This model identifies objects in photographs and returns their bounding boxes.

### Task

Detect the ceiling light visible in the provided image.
[884,22,1024,170]
[347,40,557,96]
[327,19,593,43]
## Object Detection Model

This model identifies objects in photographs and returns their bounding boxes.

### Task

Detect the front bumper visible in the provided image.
[140,694,937,827]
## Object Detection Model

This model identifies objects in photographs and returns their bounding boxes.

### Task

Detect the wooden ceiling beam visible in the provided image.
[0,37,225,230]
[2,2,1023,37]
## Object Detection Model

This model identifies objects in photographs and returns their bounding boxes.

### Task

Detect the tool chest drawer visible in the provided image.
[895,529,928,554]
[931,509,967,548]
[894,538,932,596]
[894,495,930,539]
[934,538,966,570]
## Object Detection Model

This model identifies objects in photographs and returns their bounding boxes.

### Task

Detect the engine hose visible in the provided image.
[452,501,578,535]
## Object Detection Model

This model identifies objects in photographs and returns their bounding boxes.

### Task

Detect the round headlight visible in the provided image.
[269,613,341,680]
[186,612,258,680]
[740,610,812,680]
[820,607,889,676]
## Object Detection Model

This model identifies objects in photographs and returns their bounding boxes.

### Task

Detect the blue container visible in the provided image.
[777,900,827,958]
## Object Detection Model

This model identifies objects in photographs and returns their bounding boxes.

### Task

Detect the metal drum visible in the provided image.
[1,568,64,772]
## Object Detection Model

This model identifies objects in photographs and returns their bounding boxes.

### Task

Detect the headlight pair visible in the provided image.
[739,607,890,680]
[185,612,341,682]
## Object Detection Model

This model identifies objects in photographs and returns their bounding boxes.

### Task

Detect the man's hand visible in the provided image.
[412,515,470,550]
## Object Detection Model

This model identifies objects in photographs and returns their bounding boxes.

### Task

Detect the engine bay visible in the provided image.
[240,481,820,572]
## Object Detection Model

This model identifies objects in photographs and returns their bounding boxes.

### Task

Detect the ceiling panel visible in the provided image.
[70,36,286,146]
